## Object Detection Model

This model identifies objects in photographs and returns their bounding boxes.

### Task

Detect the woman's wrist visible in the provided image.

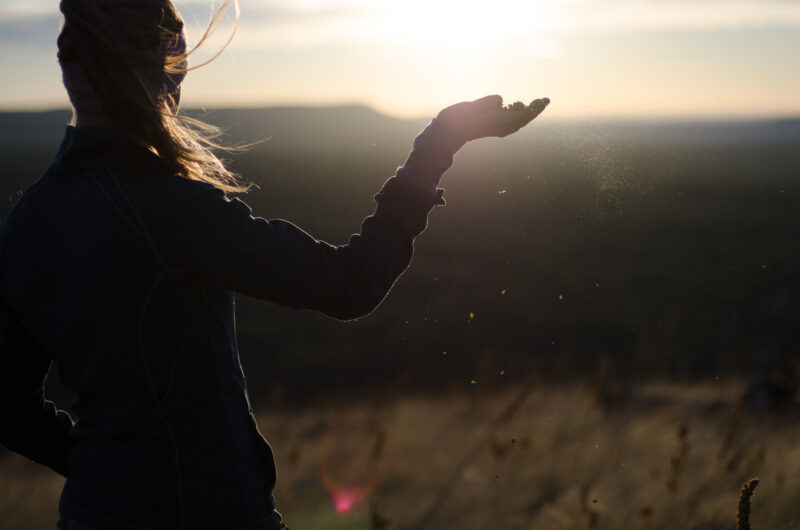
[397,119,465,190]
[414,118,467,158]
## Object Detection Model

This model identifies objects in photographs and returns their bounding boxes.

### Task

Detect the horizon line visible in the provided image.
[0,104,798,124]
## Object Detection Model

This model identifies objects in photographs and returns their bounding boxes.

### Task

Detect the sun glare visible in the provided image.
[357,1,561,62]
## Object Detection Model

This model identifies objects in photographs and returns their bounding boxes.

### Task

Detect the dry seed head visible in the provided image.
[736,478,760,530]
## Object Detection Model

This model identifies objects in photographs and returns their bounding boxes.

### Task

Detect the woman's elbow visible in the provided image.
[326,280,390,321]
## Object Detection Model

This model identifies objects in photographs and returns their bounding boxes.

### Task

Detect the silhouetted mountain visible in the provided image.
[2,107,798,156]
[0,110,72,152]
[0,105,428,154]
[192,105,427,153]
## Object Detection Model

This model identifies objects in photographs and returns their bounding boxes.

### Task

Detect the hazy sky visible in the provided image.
[1,0,798,119]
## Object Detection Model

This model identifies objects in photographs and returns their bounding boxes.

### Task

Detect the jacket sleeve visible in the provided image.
[0,299,74,477]
[159,124,455,321]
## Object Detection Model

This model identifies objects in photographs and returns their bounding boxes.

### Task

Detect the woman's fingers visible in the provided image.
[507,97,550,133]
[528,98,550,120]
[530,97,550,113]
[503,97,550,136]
[474,97,550,138]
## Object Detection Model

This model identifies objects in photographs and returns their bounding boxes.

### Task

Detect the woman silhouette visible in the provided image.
[0,1,548,529]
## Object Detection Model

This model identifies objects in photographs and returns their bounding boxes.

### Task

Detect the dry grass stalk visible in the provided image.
[410,375,538,530]
[736,478,760,530]
[489,437,511,461]
[638,505,653,530]
[666,423,690,496]
[719,392,748,460]
[370,500,392,530]
[371,428,388,463]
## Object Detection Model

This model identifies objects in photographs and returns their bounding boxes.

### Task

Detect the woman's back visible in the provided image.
[1,126,279,529]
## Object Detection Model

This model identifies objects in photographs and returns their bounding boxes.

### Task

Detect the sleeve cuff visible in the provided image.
[373,173,446,208]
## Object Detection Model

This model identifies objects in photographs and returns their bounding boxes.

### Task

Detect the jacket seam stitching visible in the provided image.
[105,170,171,269]
[158,315,198,404]
[87,172,148,240]
[139,269,185,529]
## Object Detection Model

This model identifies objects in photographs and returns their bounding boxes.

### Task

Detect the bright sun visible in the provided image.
[358,0,560,57]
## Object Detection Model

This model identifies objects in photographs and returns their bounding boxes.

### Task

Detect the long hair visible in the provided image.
[57,0,250,193]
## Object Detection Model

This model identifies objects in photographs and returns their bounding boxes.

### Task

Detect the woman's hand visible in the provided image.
[435,95,550,144]
[399,94,550,191]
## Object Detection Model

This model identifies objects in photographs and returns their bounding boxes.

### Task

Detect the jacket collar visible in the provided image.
[47,126,171,178]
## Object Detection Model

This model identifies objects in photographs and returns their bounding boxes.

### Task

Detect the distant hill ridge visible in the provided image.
[0,105,427,153]
[0,107,798,154]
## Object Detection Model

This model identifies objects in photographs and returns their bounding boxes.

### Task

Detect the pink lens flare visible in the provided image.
[320,458,383,514]
[334,490,355,513]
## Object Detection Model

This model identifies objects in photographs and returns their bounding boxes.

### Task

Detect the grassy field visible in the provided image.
[2,380,798,530]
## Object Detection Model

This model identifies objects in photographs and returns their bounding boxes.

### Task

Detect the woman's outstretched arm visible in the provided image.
[155,96,549,320]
